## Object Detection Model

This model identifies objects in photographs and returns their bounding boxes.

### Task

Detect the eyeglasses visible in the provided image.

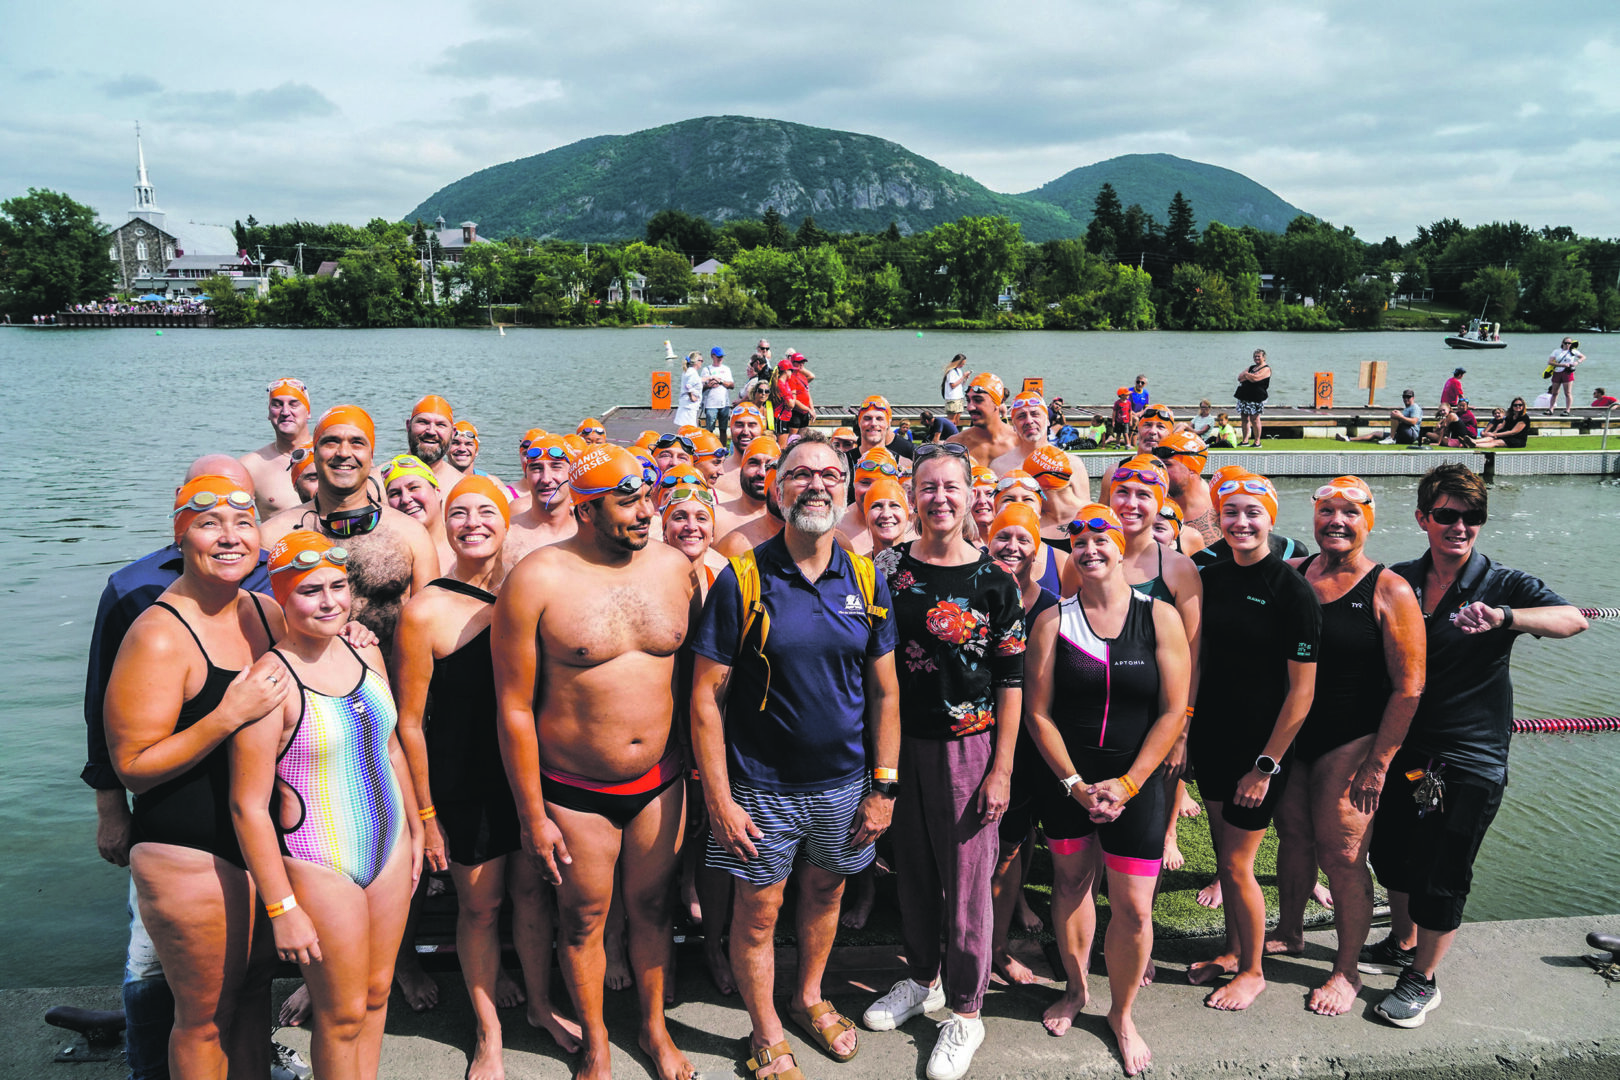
[995,476,1041,493]
[782,466,847,486]
[1067,517,1121,536]
[1425,506,1486,527]
[172,489,255,518]
[525,444,570,461]
[1139,406,1174,421]
[271,545,349,575]
[1112,467,1166,487]
[1313,483,1374,505]
[1214,478,1274,498]
[856,460,899,476]
[915,442,969,460]
[654,433,696,454]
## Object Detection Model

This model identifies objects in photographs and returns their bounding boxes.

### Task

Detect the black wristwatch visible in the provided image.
[1254,754,1282,776]
[1498,604,1514,630]
[870,780,900,797]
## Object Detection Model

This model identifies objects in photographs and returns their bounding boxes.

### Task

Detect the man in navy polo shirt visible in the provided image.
[691,430,900,1077]
[1365,464,1587,1027]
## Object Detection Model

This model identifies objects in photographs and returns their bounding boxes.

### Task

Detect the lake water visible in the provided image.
[1,326,1614,989]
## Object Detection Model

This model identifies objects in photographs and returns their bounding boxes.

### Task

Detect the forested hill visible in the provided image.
[1019,153,1306,234]
[406,117,1310,242]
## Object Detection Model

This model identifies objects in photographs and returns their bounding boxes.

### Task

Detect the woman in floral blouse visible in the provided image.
[863,443,1026,1080]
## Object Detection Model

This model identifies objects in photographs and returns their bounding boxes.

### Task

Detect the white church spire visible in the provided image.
[129,122,164,226]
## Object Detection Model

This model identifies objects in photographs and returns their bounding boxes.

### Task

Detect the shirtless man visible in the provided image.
[1024,445,1089,540]
[238,377,310,517]
[404,394,461,490]
[836,448,899,550]
[716,404,768,496]
[260,404,436,659]
[689,429,726,487]
[503,434,579,571]
[949,373,1021,469]
[1007,391,1091,501]
[1134,402,1176,455]
[1154,431,1215,554]
[714,436,778,538]
[493,444,698,1080]
[854,395,915,462]
[715,469,785,560]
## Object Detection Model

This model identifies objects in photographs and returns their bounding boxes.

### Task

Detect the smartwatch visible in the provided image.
[870,779,900,797]
[1060,773,1084,795]
[1254,755,1282,776]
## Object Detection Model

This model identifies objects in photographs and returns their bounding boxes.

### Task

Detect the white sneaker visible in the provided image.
[926,1014,985,1080]
[1378,436,1396,444]
[862,978,945,1030]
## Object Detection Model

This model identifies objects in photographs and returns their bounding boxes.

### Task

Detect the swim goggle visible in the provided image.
[571,466,659,500]
[1028,466,1072,484]
[1139,406,1175,422]
[1010,394,1046,413]
[1425,506,1486,527]
[171,489,255,518]
[1066,517,1122,536]
[270,546,350,575]
[856,459,900,475]
[285,446,315,471]
[267,378,308,395]
[654,433,696,454]
[1150,445,1198,464]
[578,425,605,436]
[914,442,969,460]
[321,504,382,537]
[995,476,1041,493]
[1313,482,1374,506]
[1214,478,1275,499]
[524,444,571,462]
[1158,504,1184,527]
[658,470,705,490]
[661,485,717,510]
[1111,467,1166,487]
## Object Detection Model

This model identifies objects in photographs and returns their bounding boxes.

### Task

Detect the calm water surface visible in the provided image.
[1,326,1614,988]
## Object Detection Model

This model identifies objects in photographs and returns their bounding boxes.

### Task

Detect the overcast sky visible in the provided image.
[4,1,1614,243]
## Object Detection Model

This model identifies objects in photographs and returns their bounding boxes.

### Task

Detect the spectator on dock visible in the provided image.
[674,353,702,429]
[1471,402,1532,449]
[1234,350,1271,447]
[919,408,958,444]
[1547,338,1585,415]
[1592,388,1617,409]
[1128,375,1151,426]
[1208,412,1239,449]
[1366,464,1588,1027]
[1440,368,1466,408]
[700,347,735,440]
[942,354,969,420]
[1189,400,1215,439]
[1336,389,1422,446]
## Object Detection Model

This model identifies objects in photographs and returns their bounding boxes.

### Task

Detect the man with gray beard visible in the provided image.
[406,393,462,490]
[691,431,901,1079]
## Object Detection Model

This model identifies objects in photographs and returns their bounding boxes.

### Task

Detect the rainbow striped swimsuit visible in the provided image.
[275,645,403,888]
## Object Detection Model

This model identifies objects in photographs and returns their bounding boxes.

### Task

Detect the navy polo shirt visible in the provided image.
[692,532,897,793]
[1392,549,1568,783]
[82,544,273,790]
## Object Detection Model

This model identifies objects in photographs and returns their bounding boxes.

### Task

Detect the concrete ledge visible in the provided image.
[1074,449,1620,478]
[9,915,1618,1079]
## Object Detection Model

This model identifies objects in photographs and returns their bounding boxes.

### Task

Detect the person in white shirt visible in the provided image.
[1547,337,1585,415]
[700,347,735,438]
[942,354,969,419]
[674,353,703,429]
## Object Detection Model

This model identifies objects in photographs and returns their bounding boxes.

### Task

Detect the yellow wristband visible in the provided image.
[873,767,898,782]
[418,805,437,821]
[1184,706,1195,718]
[1117,774,1140,800]
[265,895,298,919]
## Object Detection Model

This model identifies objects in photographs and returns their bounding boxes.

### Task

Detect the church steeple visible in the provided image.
[129,123,164,227]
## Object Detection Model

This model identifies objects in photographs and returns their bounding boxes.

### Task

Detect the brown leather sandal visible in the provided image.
[744,1039,804,1080]
[789,1000,858,1062]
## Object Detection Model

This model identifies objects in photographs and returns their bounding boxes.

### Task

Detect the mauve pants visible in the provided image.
[893,731,998,1014]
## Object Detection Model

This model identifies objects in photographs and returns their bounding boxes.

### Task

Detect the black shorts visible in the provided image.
[1189,718,1289,831]
[1038,758,1166,876]
[1368,747,1504,933]
[439,788,521,867]
[999,736,1044,847]
[541,752,683,830]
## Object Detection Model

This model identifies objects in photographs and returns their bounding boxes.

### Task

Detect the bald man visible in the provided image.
[239,378,311,517]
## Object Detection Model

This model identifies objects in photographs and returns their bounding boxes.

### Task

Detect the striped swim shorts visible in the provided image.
[706,775,875,887]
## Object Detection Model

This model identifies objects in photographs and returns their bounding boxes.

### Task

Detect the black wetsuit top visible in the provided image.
[128,598,272,868]
[1053,590,1161,764]
[1292,557,1390,763]
[1191,532,1310,567]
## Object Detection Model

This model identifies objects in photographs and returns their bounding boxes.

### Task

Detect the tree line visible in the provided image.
[3,187,1618,332]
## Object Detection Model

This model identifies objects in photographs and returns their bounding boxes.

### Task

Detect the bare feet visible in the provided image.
[992,952,1041,986]
[1312,881,1335,909]
[277,983,311,1027]
[1187,953,1237,986]
[839,873,875,930]
[1308,971,1362,1016]
[1205,971,1266,1011]
[574,1043,612,1080]
[525,999,582,1053]
[1108,1010,1153,1076]
[1263,931,1303,956]
[1042,981,1089,1036]
[603,922,632,992]
[1140,958,1156,986]
[1177,791,1202,818]
[639,1028,698,1080]
[495,969,526,1009]
[394,957,440,1012]
[1016,892,1045,933]
[704,942,737,995]
[468,1027,506,1080]
[1162,839,1185,871]
[1195,878,1223,908]
[665,944,678,1007]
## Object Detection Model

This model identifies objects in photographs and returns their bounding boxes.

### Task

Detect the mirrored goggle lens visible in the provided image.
[525,445,570,461]
[1067,517,1121,535]
[857,461,899,475]
[1111,467,1165,486]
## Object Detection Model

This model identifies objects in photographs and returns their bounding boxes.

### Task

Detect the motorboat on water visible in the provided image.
[1445,317,1506,350]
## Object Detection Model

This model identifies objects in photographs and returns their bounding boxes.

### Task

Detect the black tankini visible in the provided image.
[424,579,520,866]
[1003,589,1059,844]
[128,597,272,868]
[1292,558,1390,764]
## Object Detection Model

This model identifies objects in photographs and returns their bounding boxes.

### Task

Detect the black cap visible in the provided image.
[1454,367,1466,377]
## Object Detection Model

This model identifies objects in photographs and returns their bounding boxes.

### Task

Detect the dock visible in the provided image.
[13,914,1619,1079]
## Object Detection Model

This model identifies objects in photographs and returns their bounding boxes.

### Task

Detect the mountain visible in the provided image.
[1019,153,1306,233]
[406,116,1078,242]
[405,118,1310,243]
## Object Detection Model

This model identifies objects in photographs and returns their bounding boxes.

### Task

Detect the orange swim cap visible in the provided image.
[831,426,858,443]
[634,430,660,449]
[1213,471,1278,523]
[577,417,605,435]
[287,442,316,484]
[1009,391,1046,415]
[1157,430,1208,475]
[689,430,724,458]
[446,474,511,526]
[569,445,652,505]
[971,465,997,489]
[562,434,589,457]
[268,530,347,605]
[314,404,376,446]
[857,395,891,420]
[731,403,764,421]
[268,377,310,411]
[744,435,781,462]
[412,394,453,422]
[454,419,479,442]
[1068,503,1126,552]
[519,427,548,448]
[1159,498,1185,530]
[988,503,1043,555]
[172,474,255,541]
[968,372,1007,404]
[859,447,898,467]
[1314,475,1375,529]
[660,483,717,524]
[1108,454,1168,510]
[1023,446,1073,490]
[862,476,909,518]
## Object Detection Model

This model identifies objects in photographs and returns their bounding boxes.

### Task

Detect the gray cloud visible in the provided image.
[99,75,163,97]
[157,82,339,125]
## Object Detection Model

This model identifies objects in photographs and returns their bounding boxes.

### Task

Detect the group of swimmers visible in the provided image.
[86,366,1588,1080]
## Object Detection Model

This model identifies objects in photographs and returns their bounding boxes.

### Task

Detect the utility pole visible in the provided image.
[295,242,304,275]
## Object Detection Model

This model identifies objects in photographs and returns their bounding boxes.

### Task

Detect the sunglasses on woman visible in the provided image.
[915,442,969,459]
[172,490,255,518]
[1425,506,1486,527]
[271,546,350,575]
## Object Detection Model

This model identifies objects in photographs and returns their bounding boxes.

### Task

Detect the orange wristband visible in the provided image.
[873,767,898,782]
[1117,774,1140,800]
[418,805,437,821]
[265,895,298,919]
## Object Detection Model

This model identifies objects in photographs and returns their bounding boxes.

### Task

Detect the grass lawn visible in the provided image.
[1258,435,1618,452]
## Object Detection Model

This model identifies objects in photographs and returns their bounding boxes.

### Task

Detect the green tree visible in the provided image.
[1276,215,1362,303]
[624,242,696,304]
[1098,263,1156,330]
[645,209,716,262]
[197,274,257,327]
[855,262,906,327]
[1462,265,1520,323]
[729,245,795,316]
[1338,275,1394,328]
[762,206,789,249]
[795,216,829,249]
[264,273,338,327]
[784,244,848,326]
[1196,222,1261,283]
[1165,263,1237,330]
[1164,192,1198,264]
[930,216,1025,320]
[1086,182,1125,256]
[0,188,115,316]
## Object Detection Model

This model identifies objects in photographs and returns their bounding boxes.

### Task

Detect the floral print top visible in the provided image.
[875,542,1026,739]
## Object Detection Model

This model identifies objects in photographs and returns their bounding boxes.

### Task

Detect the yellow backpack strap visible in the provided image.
[849,552,887,625]
[727,550,772,712]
